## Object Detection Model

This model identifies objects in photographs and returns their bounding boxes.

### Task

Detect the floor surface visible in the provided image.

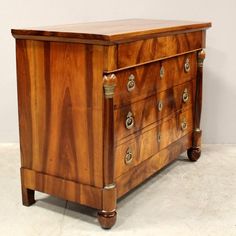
[0,144,235,236]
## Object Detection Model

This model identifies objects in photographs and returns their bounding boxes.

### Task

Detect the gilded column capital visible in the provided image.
[198,49,206,67]
[103,74,117,98]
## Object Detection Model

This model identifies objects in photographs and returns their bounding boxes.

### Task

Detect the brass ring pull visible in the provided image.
[181,119,188,131]
[160,66,165,79]
[184,58,190,73]
[127,74,135,92]
[182,88,189,103]
[157,132,161,143]
[125,147,133,165]
[125,112,135,129]
[157,101,163,111]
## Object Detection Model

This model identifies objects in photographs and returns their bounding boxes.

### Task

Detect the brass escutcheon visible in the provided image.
[160,66,165,79]
[157,132,161,143]
[181,119,188,131]
[182,88,189,103]
[184,58,190,73]
[125,147,133,164]
[125,111,134,129]
[127,74,135,92]
[157,100,163,111]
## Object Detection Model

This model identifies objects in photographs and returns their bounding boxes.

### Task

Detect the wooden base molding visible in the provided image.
[20,168,103,209]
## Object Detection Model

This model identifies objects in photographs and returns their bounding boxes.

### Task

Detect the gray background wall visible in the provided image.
[1,0,235,143]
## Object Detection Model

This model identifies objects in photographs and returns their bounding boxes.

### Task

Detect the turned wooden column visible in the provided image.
[188,49,206,161]
[97,73,117,229]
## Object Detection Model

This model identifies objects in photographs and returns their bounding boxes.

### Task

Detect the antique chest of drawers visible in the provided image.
[12,19,211,229]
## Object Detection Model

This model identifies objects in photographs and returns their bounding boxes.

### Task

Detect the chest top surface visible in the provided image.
[12,18,211,44]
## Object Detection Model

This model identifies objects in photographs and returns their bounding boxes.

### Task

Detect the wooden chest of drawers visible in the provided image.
[12,19,211,229]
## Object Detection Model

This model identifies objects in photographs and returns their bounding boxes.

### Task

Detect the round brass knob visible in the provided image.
[125,112,135,129]
[181,119,188,131]
[182,88,189,103]
[157,101,163,111]
[125,147,133,165]
[127,74,135,92]
[184,58,190,73]
[160,66,165,79]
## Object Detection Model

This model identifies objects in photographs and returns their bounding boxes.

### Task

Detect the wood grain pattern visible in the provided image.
[114,80,195,142]
[12,19,211,44]
[103,45,117,71]
[13,19,211,229]
[117,31,204,68]
[16,39,104,188]
[113,52,197,108]
[114,108,193,178]
[21,168,102,209]
[116,132,193,198]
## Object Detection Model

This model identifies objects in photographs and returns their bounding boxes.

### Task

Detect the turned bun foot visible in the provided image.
[97,210,117,229]
[187,147,201,162]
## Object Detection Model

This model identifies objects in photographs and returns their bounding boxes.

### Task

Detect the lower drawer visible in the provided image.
[114,80,195,142]
[114,108,193,178]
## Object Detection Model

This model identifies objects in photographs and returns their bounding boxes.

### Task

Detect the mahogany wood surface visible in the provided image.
[16,40,104,188]
[113,52,197,107]
[114,108,193,178]
[117,31,204,68]
[13,19,211,229]
[116,132,193,198]
[114,80,195,142]
[21,168,102,209]
[12,19,211,44]
[103,45,117,71]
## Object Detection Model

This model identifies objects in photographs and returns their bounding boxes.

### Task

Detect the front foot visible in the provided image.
[187,147,201,162]
[98,210,117,229]
[22,187,36,206]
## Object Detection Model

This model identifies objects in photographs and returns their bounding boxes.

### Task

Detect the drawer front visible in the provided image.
[114,108,193,178]
[114,52,197,108]
[114,80,195,142]
[117,30,204,68]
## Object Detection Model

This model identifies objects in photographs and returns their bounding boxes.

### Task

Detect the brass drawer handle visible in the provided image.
[157,132,161,143]
[157,100,163,111]
[127,74,135,92]
[184,58,190,73]
[182,88,189,103]
[181,119,188,131]
[125,111,135,129]
[160,66,165,79]
[125,147,133,165]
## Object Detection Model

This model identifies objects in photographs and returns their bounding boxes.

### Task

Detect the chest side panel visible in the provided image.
[16,39,104,187]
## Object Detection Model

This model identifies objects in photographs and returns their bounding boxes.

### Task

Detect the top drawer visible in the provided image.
[117,31,205,68]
